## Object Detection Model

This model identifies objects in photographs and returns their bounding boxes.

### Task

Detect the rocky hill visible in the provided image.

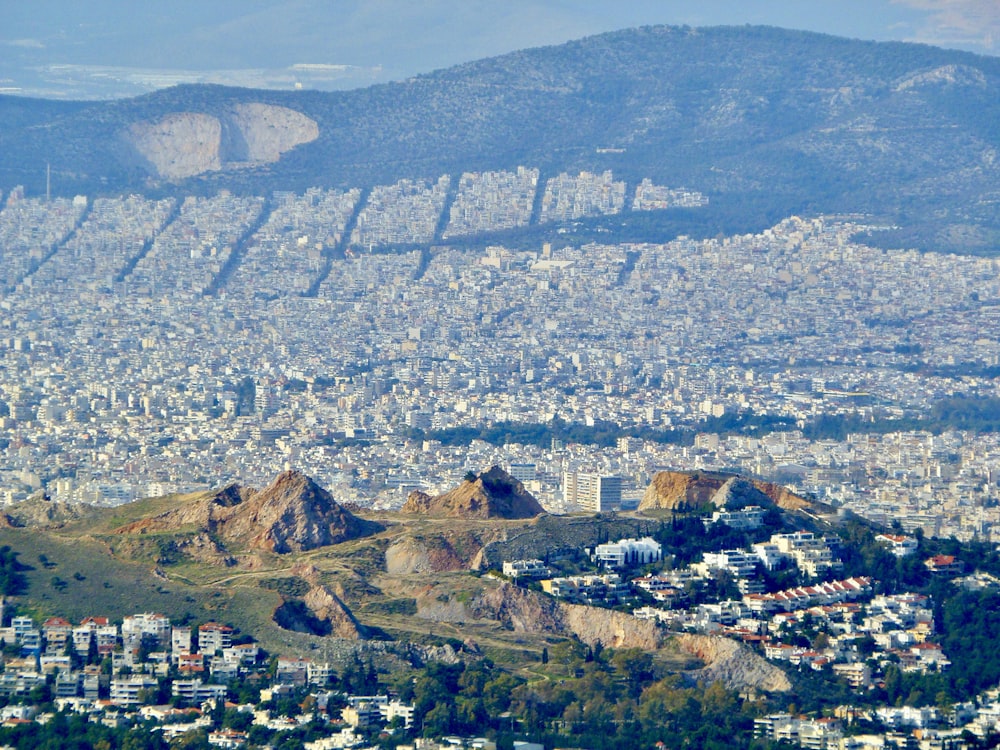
[639,470,811,512]
[114,469,381,555]
[0,495,99,529]
[401,466,545,519]
[2,25,999,252]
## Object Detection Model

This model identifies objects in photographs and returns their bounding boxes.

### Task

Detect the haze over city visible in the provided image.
[3,0,999,99]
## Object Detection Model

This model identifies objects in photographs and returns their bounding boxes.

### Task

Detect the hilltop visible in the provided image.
[401,466,545,519]
[1,25,998,252]
[639,469,814,513]
[110,470,383,561]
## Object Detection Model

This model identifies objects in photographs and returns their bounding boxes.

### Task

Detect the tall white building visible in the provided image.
[508,463,537,483]
[563,472,622,512]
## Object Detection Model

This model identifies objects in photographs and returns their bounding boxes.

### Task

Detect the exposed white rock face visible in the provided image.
[127,113,223,180]
[896,64,988,91]
[229,103,320,163]
[124,104,319,179]
[678,633,792,692]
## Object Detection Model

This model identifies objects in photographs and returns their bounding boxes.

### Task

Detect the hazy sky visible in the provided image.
[2,0,998,99]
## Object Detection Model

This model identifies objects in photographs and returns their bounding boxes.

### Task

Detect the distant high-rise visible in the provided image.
[563,472,622,512]
[508,463,537,483]
[255,379,277,416]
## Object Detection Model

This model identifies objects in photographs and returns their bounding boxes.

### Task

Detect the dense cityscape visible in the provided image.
[1,166,999,549]
[4,6,1000,749]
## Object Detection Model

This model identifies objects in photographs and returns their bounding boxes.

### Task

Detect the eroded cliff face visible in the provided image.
[677,633,792,693]
[228,102,319,162]
[123,103,319,180]
[385,537,465,575]
[384,528,506,574]
[415,581,664,649]
[303,584,367,639]
[127,113,222,180]
[413,581,791,693]
[562,602,665,650]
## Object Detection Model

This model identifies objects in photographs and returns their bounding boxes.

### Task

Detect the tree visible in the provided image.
[422,702,456,737]
[0,546,28,595]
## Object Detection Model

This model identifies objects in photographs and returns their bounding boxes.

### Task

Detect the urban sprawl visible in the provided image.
[0,167,999,549]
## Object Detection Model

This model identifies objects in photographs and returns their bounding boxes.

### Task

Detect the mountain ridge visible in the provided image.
[2,25,999,252]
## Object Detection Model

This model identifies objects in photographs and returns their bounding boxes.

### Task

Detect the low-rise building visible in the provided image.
[172,678,227,704]
[541,573,630,603]
[592,537,662,568]
[705,505,767,531]
[109,675,158,706]
[875,534,918,557]
[502,559,551,580]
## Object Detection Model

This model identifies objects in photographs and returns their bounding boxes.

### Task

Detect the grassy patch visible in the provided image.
[260,577,311,598]
[360,598,418,616]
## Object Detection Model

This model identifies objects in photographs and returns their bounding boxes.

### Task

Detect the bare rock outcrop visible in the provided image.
[896,64,987,92]
[114,470,381,556]
[753,479,811,511]
[385,538,441,575]
[273,583,366,639]
[303,585,366,639]
[640,470,721,511]
[640,470,810,512]
[710,477,770,508]
[563,603,665,650]
[422,580,664,650]
[469,581,565,633]
[3,496,97,528]
[127,113,223,180]
[228,103,319,162]
[174,532,237,567]
[678,634,791,693]
[223,470,378,553]
[123,104,319,180]
[385,528,502,574]
[402,466,545,519]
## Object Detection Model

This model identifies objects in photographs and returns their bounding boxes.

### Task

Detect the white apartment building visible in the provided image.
[591,537,662,568]
[563,471,622,512]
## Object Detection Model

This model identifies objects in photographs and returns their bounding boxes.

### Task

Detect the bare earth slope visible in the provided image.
[124,103,319,179]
